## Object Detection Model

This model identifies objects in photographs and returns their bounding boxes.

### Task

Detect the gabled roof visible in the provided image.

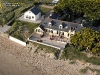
[40,18,83,32]
[30,7,41,15]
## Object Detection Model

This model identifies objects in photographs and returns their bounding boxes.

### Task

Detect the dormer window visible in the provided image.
[65,26,68,29]
[59,24,63,29]
[50,13,52,16]
[48,22,52,27]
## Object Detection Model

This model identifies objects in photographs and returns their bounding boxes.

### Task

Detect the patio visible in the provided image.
[29,33,69,49]
[18,15,43,23]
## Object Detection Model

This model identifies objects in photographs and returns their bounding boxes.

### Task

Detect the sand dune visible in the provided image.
[0,35,99,75]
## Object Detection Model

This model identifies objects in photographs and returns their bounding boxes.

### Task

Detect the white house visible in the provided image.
[24,7,41,21]
[52,0,59,4]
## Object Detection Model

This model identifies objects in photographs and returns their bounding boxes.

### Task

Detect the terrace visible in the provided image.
[28,33,69,49]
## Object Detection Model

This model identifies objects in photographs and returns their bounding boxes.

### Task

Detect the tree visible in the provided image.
[54,0,100,21]
[70,27,100,54]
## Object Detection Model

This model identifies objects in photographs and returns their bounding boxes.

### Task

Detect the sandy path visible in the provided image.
[0,35,98,75]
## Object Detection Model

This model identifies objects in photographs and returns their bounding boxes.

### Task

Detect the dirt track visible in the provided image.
[0,35,98,75]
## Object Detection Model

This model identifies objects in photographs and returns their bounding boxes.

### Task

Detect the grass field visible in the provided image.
[38,6,51,13]
[0,0,34,26]
[6,20,38,41]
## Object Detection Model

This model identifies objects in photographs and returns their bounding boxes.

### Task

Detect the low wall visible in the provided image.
[28,38,60,50]
[9,36,26,46]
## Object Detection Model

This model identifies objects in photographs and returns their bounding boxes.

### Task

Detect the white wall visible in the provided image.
[24,11,36,21]
[24,11,41,21]
[9,36,26,46]
[35,12,41,20]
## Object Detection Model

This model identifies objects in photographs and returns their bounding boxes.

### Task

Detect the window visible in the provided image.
[59,24,63,29]
[62,32,64,35]
[45,29,47,32]
[48,22,52,27]
[38,29,40,32]
[26,15,28,18]
[29,16,31,19]
[57,31,58,34]
[49,30,51,32]
[32,16,34,19]
[36,29,37,32]
[51,30,53,33]
[68,33,69,36]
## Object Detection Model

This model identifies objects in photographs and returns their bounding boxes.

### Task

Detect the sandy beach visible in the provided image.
[0,35,99,75]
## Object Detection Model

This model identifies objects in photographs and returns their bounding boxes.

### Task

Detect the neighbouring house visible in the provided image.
[24,7,41,21]
[52,0,59,4]
[35,18,83,40]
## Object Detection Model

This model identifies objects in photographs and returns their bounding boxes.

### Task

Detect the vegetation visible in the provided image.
[0,0,53,26]
[31,42,59,58]
[61,44,100,65]
[6,20,38,41]
[79,67,88,74]
[71,27,100,55]
[79,67,100,75]
[54,0,100,25]
[0,0,34,26]
[38,6,51,13]
[32,42,58,53]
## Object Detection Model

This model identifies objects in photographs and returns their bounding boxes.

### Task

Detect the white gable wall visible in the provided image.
[24,10,41,21]
[35,12,41,20]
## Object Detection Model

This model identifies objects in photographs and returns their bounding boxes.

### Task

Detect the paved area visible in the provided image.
[18,15,43,23]
[29,33,68,49]
[0,25,11,33]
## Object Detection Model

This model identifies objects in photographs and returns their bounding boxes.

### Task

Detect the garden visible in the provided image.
[6,20,38,42]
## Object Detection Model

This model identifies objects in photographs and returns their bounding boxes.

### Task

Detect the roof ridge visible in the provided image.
[47,18,81,25]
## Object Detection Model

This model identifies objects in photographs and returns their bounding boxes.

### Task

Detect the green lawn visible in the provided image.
[38,6,51,13]
[6,20,39,42]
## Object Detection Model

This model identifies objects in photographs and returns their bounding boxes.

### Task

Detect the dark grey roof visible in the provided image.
[30,7,41,15]
[49,12,58,19]
[45,12,58,19]
[40,18,83,32]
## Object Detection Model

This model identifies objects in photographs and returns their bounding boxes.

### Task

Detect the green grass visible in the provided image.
[38,6,51,13]
[79,67,100,75]
[14,3,33,18]
[79,67,88,74]
[0,1,34,26]
[32,42,58,53]
[6,20,38,41]
[69,60,76,64]
[61,45,100,65]
[31,42,59,58]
